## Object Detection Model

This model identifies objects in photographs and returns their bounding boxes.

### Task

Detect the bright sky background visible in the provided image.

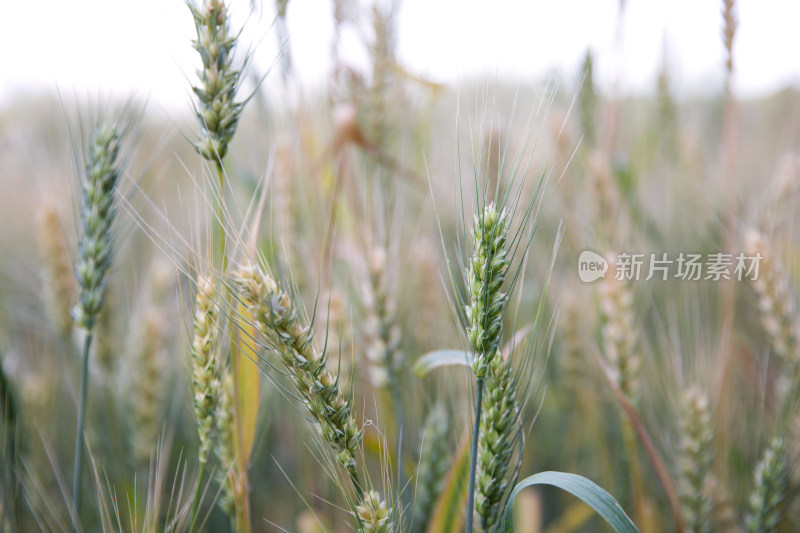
[2,0,799,111]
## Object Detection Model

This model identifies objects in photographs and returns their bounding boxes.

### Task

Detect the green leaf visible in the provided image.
[501,471,638,533]
[413,350,473,377]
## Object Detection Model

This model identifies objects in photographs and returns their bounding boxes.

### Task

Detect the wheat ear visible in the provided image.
[746,438,788,533]
[71,122,123,529]
[476,354,521,530]
[36,202,77,340]
[465,202,511,533]
[189,0,243,163]
[356,490,393,533]
[131,308,167,464]
[233,261,364,490]
[188,275,222,531]
[676,386,714,533]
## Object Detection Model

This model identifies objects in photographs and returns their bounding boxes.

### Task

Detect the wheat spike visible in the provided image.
[746,438,788,533]
[598,270,640,402]
[466,203,511,379]
[190,275,221,465]
[676,386,714,533]
[356,490,393,533]
[189,0,244,162]
[362,247,402,389]
[476,353,521,529]
[73,123,122,330]
[233,260,363,480]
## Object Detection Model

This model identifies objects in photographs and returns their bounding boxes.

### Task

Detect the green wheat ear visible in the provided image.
[189,0,244,162]
[356,490,393,533]
[466,203,511,379]
[73,123,122,330]
[746,438,788,533]
[190,275,222,465]
[233,260,364,482]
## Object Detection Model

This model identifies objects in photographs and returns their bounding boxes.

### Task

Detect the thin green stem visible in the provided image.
[72,331,94,533]
[215,161,228,273]
[390,381,408,506]
[349,468,364,501]
[189,460,207,533]
[466,378,485,533]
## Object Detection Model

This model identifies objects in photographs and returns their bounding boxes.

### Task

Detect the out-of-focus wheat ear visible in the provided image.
[213,370,236,517]
[356,490,393,533]
[560,288,587,395]
[578,49,597,148]
[322,287,353,380]
[706,476,737,532]
[273,137,294,242]
[410,237,445,349]
[475,353,521,530]
[131,307,167,464]
[744,230,800,367]
[190,275,221,466]
[233,260,363,492]
[364,2,397,150]
[296,510,326,533]
[362,246,403,390]
[411,404,449,533]
[189,0,244,164]
[93,304,116,375]
[36,202,77,340]
[588,151,618,246]
[466,203,511,380]
[73,123,122,331]
[597,268,640,404]
[746,438,788,533]
[722,0,737,84]
[676,386,714,533]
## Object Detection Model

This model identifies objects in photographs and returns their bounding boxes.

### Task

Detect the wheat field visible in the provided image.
[0,1,799,532]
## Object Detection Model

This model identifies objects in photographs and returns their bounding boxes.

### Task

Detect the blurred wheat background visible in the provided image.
[1,0,799,532]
